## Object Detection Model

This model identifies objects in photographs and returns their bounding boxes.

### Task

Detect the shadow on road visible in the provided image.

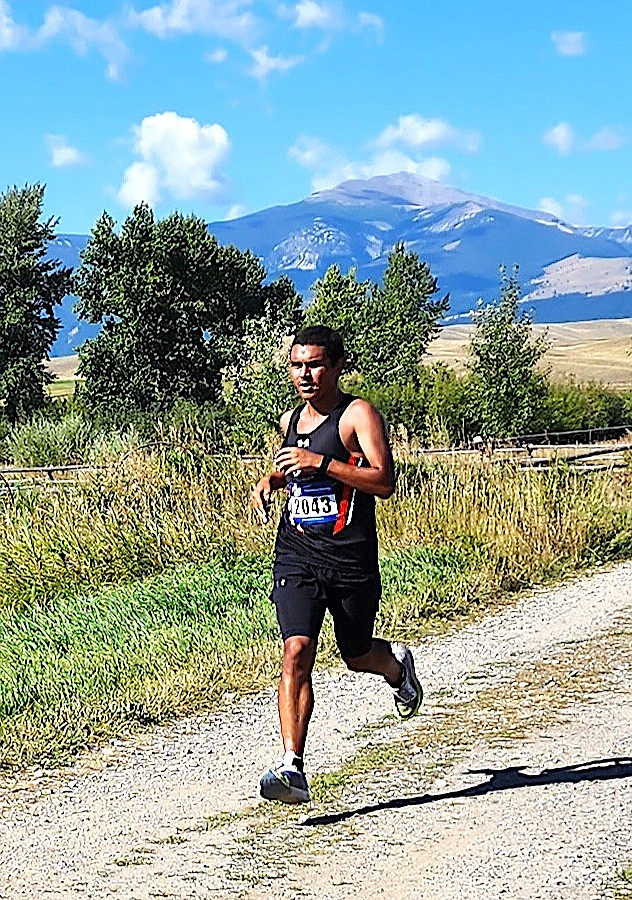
[302,756,632,827]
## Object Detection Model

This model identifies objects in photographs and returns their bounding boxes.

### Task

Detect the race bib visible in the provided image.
[287,480,339,526]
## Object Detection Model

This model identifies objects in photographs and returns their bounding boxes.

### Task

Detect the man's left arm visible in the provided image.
[274,400,395,499]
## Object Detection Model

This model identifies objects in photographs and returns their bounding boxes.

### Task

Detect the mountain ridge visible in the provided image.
[48,173,631,356]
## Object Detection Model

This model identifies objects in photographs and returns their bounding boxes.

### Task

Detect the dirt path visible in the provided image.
[1,562,632,899]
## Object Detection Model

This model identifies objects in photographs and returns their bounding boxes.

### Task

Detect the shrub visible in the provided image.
[6,414,95,467]
[542,382,629,433]
[352,365,471,445]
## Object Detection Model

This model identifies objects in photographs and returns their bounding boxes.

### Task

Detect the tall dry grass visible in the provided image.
[1,447,630,610]
[375,458,632,639]
[0,449,269,608]
[381,458,631,579]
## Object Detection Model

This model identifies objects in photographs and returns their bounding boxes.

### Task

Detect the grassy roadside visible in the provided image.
[1,453,631,769]
[615,869,632,900]
[1,539,630,771]
[0,545,484,769]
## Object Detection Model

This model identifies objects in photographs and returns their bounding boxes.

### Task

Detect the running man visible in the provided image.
[251,325,422,804]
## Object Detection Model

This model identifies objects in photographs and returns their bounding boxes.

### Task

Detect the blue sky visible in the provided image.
[2,0,630,233]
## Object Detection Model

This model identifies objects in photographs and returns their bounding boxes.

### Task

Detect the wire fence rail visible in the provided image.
[1,423,630,497]
[417,441,632,471]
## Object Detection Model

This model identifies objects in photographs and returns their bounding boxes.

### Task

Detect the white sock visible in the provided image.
[282,749,303,771]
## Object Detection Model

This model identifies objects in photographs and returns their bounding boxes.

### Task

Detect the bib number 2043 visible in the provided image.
[288,492,338,524]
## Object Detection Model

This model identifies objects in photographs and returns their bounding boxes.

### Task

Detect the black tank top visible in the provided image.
[274,393,379,573]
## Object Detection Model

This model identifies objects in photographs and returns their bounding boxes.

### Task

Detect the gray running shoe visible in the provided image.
[391,643,423,720]
[260,763,310,804]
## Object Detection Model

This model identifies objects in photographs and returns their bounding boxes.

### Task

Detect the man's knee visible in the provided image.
[282,636,316,681]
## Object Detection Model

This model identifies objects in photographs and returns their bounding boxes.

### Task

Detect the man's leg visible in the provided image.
[260,635,316,804]
[344,638,423,720]
[343,637,402,685]
[331,571,423,721]
[278,635,317,758]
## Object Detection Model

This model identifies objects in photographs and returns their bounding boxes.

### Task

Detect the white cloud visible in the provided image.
[205,47,227,63]
[278,1,339,30]
[129,0,258,43]
[279,1,383,46]
[551,30,587,56]
[0,2,129,77]
[249,45,303,80]
[585,126,626,152]
[611,210,632,226]
[543,121,626,155]
[289,135,451,192]
[46,134,86,168]
[313,153,451,192]
[543,122,575,155]
[357,11,384,39]
[611,198,632,227]
[117,111,230,208]
[37,6,130,80]
[224,203,247,219]
[564,193,589,224]
[375,113,480,154]
[118,161,161,207]
[538,193,589,225]
[288,135,333,169]
[539,197,563,218]
[0,0,27,49]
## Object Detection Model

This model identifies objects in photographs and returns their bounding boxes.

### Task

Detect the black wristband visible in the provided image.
[318,454,332,476]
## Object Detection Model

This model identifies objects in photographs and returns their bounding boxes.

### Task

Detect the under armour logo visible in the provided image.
[297,438,310,448]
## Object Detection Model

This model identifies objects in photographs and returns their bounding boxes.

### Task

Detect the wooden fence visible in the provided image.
[1,427,630,497]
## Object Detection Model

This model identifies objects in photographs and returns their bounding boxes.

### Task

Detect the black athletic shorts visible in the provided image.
[271,561,381,659]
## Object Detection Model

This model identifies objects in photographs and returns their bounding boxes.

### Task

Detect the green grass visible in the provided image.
[615,867,632,900]
[0,545,477,768]
[0,553,278,767]
[46,379,80,400]
[1,533,630,770]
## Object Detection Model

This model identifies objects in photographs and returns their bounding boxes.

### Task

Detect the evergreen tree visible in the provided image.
[468,266,549,437]
[360,242,448,386]
[0,184,70,423]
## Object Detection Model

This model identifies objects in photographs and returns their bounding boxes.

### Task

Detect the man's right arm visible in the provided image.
[249,410,292,523]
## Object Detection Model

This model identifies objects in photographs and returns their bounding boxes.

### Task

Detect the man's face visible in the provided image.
[289,343,342,402]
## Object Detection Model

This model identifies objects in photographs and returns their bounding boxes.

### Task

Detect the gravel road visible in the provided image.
[1,562,631,899]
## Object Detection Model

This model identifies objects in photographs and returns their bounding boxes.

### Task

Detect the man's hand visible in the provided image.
[250,476,273,524]
[274,447,324,478]
[250,470,288,524]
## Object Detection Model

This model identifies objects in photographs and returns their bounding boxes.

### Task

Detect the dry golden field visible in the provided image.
[424,318,632,388]
[45,319,632,390]
[46,355,79,381]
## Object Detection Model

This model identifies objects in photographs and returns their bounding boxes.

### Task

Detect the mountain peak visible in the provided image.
[308,171,560,227]
[309,172,490,210]
[50,172,632,355]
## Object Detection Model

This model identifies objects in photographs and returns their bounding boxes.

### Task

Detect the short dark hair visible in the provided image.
[291,325,345,366]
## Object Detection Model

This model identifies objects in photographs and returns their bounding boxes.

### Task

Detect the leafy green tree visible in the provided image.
[221,282,303,448]
[306,244,448,386]
[357,242,449,386]
[73,205,301,416]
[305,265,373,370]
[0,184,70,423]
[467,266,549,438]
